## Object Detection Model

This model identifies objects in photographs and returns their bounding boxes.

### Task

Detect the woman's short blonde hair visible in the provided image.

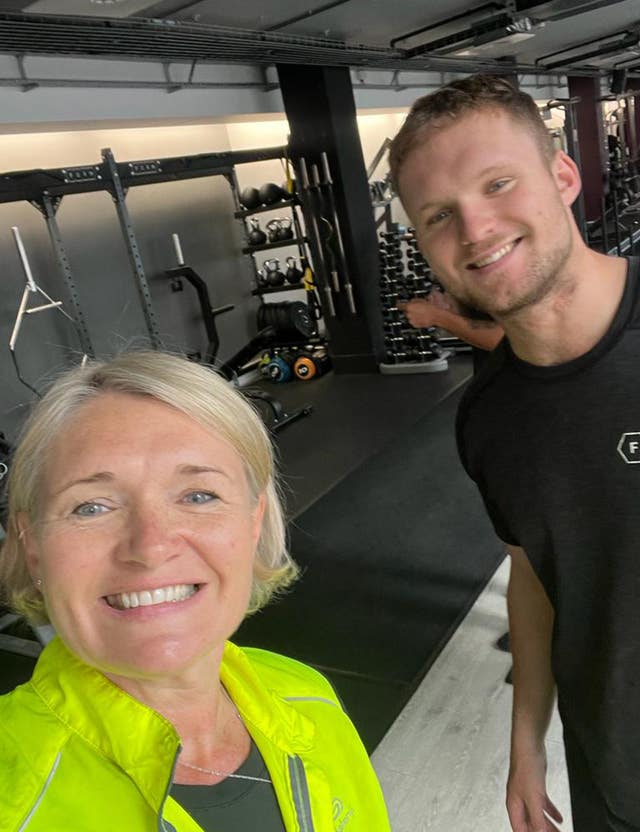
[0,351,298,625]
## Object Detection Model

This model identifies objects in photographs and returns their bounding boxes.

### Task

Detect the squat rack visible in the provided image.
[0,144,289,356]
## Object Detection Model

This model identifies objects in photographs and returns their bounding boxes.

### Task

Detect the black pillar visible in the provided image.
[567,76,607,223]
[277,64,384,373]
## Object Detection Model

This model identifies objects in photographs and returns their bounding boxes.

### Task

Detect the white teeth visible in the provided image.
[138,591,153,607]
[473,241,515,268]
[106,584,198,610]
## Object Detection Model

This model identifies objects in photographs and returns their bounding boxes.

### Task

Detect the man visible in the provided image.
[389,75,638,832]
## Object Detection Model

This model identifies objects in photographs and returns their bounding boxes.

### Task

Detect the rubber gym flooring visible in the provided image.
[0,356,503,752]
[238,356,503,750]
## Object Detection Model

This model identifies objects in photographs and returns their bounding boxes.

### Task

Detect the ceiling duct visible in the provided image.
[446,17,545,57]
[0,10,613,79]
[394,5,544,59]
[513,0,630,23]
[537,29,640,70]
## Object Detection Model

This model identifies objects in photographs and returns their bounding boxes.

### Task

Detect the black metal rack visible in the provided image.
[0,144,291,351]
[241,236,308,255]
[231,184,314,297]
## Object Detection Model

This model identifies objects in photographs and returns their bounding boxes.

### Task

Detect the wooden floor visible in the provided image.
[372,558,573,832]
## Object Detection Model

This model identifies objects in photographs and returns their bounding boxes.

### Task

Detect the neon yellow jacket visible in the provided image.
[0,637,390,832]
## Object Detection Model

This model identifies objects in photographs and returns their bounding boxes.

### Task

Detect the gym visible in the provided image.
[1,3,639,830]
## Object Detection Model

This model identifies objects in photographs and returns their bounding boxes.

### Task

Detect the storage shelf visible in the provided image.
[242,237,306,255]
[235,198,297,218]
[252,283,305,296]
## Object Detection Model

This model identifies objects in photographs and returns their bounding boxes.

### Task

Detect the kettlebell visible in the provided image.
[285,256,303,285]
[256,267,270,288]
[266,218,282,243]
[240,186,261,210]
[248,218,267,246]
[264,258,285,287]
[276,217,293,241]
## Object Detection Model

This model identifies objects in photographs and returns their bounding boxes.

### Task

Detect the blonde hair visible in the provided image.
[0,351,298,624]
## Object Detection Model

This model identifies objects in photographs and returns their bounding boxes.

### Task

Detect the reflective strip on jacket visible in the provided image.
[0,637,390,832]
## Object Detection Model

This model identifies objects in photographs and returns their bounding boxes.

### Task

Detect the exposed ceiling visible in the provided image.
[0,0,639,78]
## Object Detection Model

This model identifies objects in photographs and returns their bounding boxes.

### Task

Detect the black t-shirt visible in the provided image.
[170,740,286,831]
[456,258,640,826]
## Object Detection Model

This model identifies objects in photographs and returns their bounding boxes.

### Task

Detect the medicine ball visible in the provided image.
[240,187,261,210]
[258,182,285,206]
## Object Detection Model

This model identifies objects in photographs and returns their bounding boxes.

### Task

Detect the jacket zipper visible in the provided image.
[288,755,315,832]
[18,752,62,831]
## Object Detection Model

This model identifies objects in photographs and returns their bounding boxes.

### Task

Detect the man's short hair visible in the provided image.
[389,74,556,196]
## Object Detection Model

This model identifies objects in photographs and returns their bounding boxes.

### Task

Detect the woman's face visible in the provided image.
[21,392,265,683]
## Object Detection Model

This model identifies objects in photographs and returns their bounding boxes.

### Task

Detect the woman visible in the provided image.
[0,351,390,831]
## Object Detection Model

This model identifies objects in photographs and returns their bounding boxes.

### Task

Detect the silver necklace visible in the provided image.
[177,757,272,784]
[176,687,271,784]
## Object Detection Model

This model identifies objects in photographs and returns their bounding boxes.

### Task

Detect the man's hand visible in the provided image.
[507,749,564,832]
[426,289,457,312]
[397,296,443,329]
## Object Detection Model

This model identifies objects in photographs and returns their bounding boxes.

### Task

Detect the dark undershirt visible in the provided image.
[170,740,286,832]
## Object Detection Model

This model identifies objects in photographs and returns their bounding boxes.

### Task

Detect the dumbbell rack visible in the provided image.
[378,228,451,374]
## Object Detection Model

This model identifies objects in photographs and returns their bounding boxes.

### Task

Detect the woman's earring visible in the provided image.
[35,578,43,589]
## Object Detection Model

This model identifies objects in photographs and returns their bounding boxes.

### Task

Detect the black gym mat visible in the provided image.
[237,384,503,751]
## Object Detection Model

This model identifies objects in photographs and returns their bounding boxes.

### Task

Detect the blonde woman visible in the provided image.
[0,351,389,832]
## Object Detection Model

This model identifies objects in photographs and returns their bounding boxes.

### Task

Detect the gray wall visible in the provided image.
[0,126,262,441]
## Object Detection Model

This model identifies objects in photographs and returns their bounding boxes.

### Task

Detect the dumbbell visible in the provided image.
[262,351,295,382]
[293,350,331,380]
[381,291,399,304]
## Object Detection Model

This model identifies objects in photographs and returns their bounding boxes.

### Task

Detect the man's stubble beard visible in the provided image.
[450,213,575,320]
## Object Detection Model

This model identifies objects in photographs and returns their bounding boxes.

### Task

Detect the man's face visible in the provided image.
[397,108,580,318]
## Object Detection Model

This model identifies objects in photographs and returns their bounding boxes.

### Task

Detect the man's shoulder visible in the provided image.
[456,344,511,474]
[458,343,510,421]
[626,256,640,325]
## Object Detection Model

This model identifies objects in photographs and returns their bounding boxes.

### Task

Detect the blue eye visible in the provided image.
[184,491,216,505]
[72,502,109,518]
[489,178,510,193]
[427,209,450,226]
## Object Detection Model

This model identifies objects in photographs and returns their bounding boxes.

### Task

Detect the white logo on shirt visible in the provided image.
[617,432,640,463]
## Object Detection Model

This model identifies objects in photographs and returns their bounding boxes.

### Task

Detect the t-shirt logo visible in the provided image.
[617,432,640,463]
